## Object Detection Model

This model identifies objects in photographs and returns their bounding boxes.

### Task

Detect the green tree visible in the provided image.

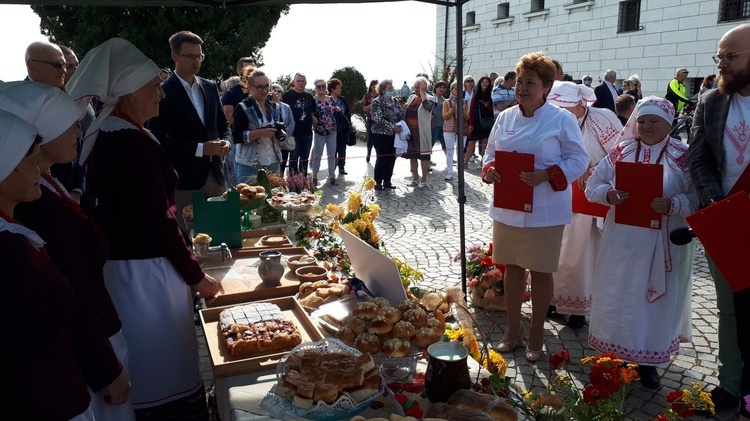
[274,74,292,91]
[330,66,366,119]
[31,5,289,81]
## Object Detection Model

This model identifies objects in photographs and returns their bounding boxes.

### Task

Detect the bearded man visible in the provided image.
[689,22,750,418]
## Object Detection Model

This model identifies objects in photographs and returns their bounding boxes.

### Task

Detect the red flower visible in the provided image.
[487,242,493,255]
[666,390,683,403]
[494,262,505,273]
[655,414,670,421]
[590,365,621,395]
[549,349,571,370]
[672,402,695,418]
[480,256,494,268]
[583,385,608,404]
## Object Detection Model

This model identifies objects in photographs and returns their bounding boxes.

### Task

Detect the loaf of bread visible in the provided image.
[424,389,518,421]
[219,303,302,357]
[280,350,381,409]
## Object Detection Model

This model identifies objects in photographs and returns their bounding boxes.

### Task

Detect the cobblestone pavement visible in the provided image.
[197,141,737,420]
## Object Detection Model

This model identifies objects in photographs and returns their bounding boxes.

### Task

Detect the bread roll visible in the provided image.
[445,389,518,421]
[425,402,495,421]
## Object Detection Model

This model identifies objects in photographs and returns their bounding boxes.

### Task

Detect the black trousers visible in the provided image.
[335,129,348,170]
[372,133,396,186]
[735,287,750,417]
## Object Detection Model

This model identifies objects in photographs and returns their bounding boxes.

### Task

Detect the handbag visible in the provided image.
[478,100,494,130]
[279,135,296,151]
[347,131,357,146]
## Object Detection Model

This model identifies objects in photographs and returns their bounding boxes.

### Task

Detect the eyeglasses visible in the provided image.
[179,53,205,62]
[30,59,67,69]
[254,84,270,91]
[713,49,750,65]
[315,84,327,89]
[65,63,78,70]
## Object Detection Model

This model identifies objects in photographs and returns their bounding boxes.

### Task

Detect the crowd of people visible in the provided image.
[1,21,749,421]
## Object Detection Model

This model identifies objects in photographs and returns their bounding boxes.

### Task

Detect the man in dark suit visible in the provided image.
[689,23,750,415]
[593,69,617,113]
[150,30,232,232]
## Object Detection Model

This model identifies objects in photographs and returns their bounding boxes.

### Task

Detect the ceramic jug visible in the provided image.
[425,341,471,403]
[258,251,284,285]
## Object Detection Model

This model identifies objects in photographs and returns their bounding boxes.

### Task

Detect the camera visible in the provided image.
[272,123,287,142]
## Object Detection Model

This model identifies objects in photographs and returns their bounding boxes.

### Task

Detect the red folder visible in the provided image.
[686,191,750,292]
[614,161,663,229]
[572,181,609,218]
[494,151,534,213]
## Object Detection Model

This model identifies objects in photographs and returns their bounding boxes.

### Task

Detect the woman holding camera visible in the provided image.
[232,69,286,180]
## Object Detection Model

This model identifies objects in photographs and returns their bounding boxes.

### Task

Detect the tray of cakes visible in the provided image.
[260,338,384,420]
[199,297,324,377]
[203,247,315,308]
[321,298,446,381]
[295,279,356,313]
[238,227,294,251]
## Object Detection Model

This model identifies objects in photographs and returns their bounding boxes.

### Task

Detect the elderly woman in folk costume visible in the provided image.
[0,111,99,421]
[546,81,623,329]
[67,38,220,420]
[1,81,134,419]
[585,96,697,390]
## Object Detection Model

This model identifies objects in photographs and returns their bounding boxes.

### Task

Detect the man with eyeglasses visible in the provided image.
[689,23,750,418]
[150,30,233,234]
[24,41,67,89]
[666,67,692,115]
[282,73,317,175]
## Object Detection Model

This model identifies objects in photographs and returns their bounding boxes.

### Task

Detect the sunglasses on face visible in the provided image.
[315,84,326,89]
[30,59,67,69]
[466,80,475,84]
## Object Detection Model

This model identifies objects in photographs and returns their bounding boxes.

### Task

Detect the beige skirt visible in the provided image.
[492,222,565,273]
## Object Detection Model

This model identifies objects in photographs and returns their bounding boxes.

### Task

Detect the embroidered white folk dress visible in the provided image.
[554,107,621,315]
[585,136,696,365]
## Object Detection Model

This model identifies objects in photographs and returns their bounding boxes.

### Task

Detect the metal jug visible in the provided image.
[258,251,284,286]
[425,341,471,403]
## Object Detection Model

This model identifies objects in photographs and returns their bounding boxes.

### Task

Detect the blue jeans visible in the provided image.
[312,132,337,179]
[431,126,445,150]
[289,134,313,175]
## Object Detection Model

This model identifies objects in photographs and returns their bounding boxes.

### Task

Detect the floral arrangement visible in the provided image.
[655,383,715,420]
[454,242,509,310]
[295,177,423,289]
[285,172,315,193]
[444,326,508,378]
[504,350,715,420]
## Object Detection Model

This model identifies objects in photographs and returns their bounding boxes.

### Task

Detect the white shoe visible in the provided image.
[429,161,437,167]
[469,156,476,163]
[417,182,426,189]
[444,174,453,181]
[408,180,419,187]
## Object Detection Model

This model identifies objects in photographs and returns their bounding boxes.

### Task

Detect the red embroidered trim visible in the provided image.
[41,173,83,215]
[588,334,680,365]
[547,164,567,191]
[554,295,592,311]
[481,163,494,184]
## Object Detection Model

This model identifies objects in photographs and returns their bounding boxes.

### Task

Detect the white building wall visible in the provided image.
[435,0,744,97]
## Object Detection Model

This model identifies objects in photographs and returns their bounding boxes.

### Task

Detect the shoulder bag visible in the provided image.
[479,99,494,130]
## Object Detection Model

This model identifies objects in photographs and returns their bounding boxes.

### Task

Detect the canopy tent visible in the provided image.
[5,0,474,294]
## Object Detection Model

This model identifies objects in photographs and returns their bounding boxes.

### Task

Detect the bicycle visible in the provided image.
[671,102,695,144]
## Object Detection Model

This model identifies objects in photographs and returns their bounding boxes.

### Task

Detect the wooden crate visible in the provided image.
[200,297,324,378]
[238,227,294,251]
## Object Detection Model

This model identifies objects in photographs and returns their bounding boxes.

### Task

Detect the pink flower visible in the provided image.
[468,278,479,287]
[484,290,496,298]
[744,395,750,412]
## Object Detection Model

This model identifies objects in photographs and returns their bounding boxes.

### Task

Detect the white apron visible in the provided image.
[103,257,203,409]
[89,330,136,420]
[554,213,600,315]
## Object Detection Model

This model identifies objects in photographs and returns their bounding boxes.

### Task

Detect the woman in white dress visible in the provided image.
[585,96,697,389]
[547,81,623,329]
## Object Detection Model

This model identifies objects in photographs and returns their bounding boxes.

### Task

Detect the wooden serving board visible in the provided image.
[199,297,324,378]
[204,247,313,307]
[239,227,294,251]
